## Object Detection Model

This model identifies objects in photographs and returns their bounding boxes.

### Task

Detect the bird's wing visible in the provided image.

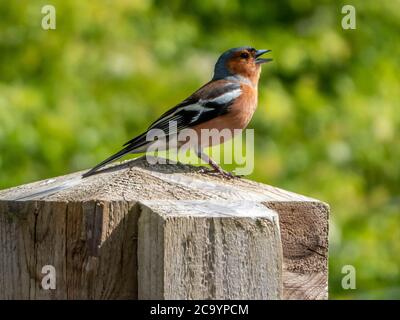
[123,80,242,147]
[82,81,242,177]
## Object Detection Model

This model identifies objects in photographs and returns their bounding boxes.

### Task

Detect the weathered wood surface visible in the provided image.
[0,156,329,299]
[138,200,282,299]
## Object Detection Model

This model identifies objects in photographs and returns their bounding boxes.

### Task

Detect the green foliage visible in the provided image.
[0,0,399,299]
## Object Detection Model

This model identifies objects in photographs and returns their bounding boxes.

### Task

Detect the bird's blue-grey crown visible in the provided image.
[212,47,252,80]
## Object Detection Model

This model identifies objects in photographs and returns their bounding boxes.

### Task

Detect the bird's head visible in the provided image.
[213,47,272,86]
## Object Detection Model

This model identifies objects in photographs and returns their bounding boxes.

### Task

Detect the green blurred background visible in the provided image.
[0,0,399,299]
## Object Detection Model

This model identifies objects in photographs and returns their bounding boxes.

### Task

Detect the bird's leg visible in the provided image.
[195,148,235,179]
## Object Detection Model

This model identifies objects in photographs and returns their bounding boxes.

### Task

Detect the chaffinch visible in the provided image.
[83,47,272,178]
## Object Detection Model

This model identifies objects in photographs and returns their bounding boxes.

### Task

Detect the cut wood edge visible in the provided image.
[137,200,283,300]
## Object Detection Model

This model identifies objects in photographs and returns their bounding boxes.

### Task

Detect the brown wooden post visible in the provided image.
[0,157,329,299]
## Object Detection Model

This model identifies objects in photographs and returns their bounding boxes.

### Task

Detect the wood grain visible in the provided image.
[138,200,282,299]
[0,156,329,299]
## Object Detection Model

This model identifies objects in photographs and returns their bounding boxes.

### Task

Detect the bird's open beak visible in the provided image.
[255,49,272,64]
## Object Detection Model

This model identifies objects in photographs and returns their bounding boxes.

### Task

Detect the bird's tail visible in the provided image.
[83,130,154,178]
[82,146,133,178]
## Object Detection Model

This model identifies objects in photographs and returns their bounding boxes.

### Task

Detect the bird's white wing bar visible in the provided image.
[187,104,214,122]
[148,103,203,129]
[120,82,243,151]
[148,103,211,133]
[149,86,242,131]
[204,88,242,105]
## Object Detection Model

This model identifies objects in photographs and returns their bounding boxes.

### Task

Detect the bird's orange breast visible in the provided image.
[191,83,258,147]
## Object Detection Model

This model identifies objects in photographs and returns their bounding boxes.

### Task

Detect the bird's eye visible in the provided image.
[240,52,249,59]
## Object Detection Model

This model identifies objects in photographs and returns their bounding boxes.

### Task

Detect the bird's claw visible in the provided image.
[198,167,240,179]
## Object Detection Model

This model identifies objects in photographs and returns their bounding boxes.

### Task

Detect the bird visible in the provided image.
[82,47,272,179]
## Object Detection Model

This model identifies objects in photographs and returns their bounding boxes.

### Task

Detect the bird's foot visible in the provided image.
[198,167,240,180]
